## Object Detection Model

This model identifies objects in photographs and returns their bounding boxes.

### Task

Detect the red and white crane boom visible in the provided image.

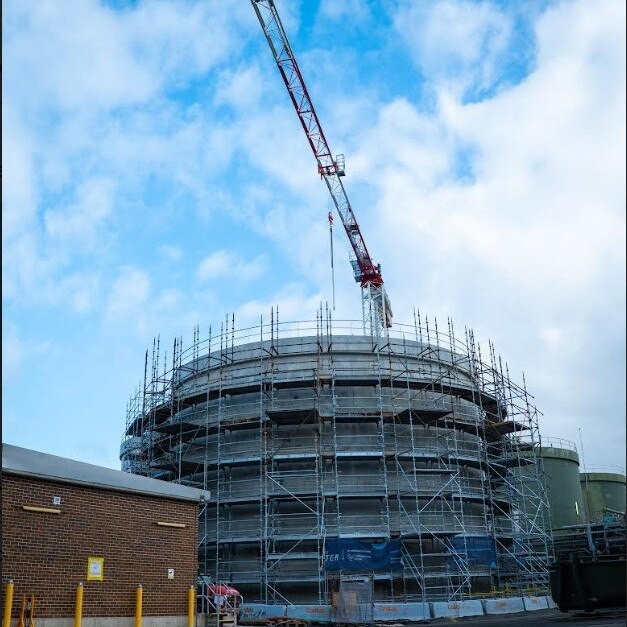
[250,0,393,330]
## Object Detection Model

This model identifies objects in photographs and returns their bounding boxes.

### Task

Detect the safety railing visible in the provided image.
[583,465,626,475]
[540,437,578,453]
[173,318,474,368]
[396,515,490,536]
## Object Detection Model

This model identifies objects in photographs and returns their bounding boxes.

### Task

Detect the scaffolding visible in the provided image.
[122,307,552,604]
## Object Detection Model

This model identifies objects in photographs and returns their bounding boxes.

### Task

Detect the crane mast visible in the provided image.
[250,0,393,330]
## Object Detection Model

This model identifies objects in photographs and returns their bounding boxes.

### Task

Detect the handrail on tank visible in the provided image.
[173,316,489,375]
[582,465,626,477]
[121,313,545,440]
[541,436,578,453]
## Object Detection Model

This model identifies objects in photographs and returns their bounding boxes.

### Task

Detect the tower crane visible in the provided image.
[250,0,393,331]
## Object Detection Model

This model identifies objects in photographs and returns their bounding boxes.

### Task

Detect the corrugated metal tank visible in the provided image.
[539,439,586,529]
[580,472,626,521]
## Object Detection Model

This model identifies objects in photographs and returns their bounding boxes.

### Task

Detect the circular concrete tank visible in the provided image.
[121,318,551,604]
[580,471,626,522]
[539,439,586,529]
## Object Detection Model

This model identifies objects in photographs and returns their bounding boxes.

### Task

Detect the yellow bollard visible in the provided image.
[74,583,83,627]
[134,585,143,627]
[187,586,195,627]
[3,580,14,627]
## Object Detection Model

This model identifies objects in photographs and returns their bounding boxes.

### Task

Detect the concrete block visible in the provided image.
[545,596,558,608]
[21,619,186,627]
[523,596,548,611]
[484,597,525,614]
[373,602,430,622]
[431,600,484,618]
[285,605,333,622]
[240,604,286,622]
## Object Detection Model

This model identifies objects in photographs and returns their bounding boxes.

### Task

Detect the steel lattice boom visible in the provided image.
[251,0,393,329]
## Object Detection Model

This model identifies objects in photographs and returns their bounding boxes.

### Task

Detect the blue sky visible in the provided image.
[3,0,625,472]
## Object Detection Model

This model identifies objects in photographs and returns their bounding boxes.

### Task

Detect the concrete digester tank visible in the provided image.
[121,315,551,605]
[580,471,626,521]
[538,438,586,529]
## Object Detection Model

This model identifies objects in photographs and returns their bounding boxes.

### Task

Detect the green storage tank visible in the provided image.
[540,439,586,529]
[580,471,626,522]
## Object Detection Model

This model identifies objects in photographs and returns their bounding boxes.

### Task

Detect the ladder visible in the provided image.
[200,592,240,627]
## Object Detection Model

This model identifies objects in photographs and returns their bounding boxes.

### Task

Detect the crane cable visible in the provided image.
[328,210,336,311]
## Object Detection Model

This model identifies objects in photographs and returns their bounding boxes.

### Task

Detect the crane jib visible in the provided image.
[251,0,392,327]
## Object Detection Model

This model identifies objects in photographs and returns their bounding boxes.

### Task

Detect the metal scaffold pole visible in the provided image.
[120,311,552,605]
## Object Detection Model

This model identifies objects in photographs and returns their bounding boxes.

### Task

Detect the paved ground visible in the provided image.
[426,608,626,626]
[242,609,626,627]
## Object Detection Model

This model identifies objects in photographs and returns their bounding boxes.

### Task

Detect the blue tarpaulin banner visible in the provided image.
[324,538,403,572]
[446,535,497,569]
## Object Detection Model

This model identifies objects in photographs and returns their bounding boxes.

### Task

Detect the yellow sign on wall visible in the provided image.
[87,557,104,581]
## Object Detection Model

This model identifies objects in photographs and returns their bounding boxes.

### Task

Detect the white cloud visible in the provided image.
[196,250,267,283]
[104,268,205,341]
[237,284,325,328]
[2,327,52,384]
[45,178,114,245]
[3,0,249,114]
[357,0,625,308]
[318,0,371,24]
[158,245,183,262]
[215,64,264,110]
[4,0,154,113]
[393,0,512,95]
[3,0,624,472]
[265,0,302,39]
[73,288,95,314]
[105,267,150,328]
[2,0,251,308]
[3,174,114,304]
[351,98,451,187]
[54,272,103,314]
[364,0,625,465]
[1,111,38,237]
[1,108,44,301]
[236,105,321,194]
[2,330,25,383]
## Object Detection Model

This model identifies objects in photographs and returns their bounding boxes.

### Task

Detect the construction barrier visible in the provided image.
[432,600,483,619]
[484,597,525,614]
[240,604,287,622]
[373,602,430,622]
[523,596,549,611]
[239,595,555,623]
[286,605,333,622]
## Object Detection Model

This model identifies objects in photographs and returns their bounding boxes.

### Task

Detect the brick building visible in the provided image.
[1,444,209,624]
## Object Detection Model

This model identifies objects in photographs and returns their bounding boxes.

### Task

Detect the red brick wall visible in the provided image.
[1,474,199,618]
